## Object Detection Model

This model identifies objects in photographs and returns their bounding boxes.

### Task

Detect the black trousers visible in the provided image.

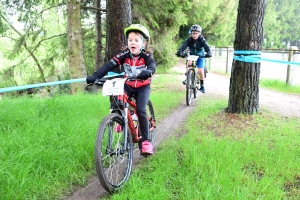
[124,84,150,142]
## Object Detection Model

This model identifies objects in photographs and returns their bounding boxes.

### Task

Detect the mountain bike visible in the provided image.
[88,72,156,193]
[176,52,207,106]
[185,55,202,106]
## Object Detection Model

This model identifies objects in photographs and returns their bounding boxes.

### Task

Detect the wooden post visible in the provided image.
[286,46,297,85]
[209,46,215,70]
[226,46,232,74]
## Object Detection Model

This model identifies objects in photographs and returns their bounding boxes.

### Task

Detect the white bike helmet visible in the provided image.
[190,24,202,32]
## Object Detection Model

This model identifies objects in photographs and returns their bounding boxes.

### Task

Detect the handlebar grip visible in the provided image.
[94,78,106,86]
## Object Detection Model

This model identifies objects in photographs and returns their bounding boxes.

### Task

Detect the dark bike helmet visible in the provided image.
[190,24,202,32]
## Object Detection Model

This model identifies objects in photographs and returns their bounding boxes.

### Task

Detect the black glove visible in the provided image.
[204,54,212,58]
[175,52,185,57]
[175,52,181,57]
[86,74,98,84]
[176,52,188,58]
[137,70,152,80]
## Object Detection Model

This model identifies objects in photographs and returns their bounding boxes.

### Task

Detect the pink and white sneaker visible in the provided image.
[141,140,153,155]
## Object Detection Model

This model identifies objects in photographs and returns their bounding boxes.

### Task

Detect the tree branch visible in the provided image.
[4,33,66,71]
[31,33,66,53]
[81,6,106,12]
[0,13,22,35]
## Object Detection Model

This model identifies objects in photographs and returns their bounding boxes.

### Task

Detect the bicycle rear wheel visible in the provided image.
[94,113,133,193]
[146,100,156,147]
[186,69,194,106]
[204,59,208,78]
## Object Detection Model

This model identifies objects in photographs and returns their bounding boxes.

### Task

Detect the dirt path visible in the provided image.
[63,62,300,200]
[205,72,300,118]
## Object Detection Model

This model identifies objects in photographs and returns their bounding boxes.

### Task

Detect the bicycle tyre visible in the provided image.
[146,100,156,147]
[193,73,199,98]
[186,69,193,106]
[94,113,133,193]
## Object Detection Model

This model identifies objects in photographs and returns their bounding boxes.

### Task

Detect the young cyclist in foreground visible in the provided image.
[86,24,156,155]
[176,24,212,93]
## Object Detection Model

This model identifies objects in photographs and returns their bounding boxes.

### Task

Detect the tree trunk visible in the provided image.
[66,0,87,93]
[227,0,266,114]
[95,0,103,70]
[105,0,132,69]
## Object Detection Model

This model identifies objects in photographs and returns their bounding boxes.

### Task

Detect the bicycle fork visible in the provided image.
[121,105,130,154]
[106,107,130,156]
[187,67,197,89]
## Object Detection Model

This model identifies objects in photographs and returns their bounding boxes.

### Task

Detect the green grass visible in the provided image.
[0,74,184,200]
[260,78,300,94]
[1,74,300,199]
[0,94,105,199]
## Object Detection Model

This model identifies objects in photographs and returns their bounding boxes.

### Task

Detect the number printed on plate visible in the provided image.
[187,55,199,61]
[102,78,127,96]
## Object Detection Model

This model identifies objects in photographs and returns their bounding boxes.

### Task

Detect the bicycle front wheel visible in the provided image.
[146,100,156,147]
[186,69,194,106]
[94,113,133,193]
[194,73,200,98]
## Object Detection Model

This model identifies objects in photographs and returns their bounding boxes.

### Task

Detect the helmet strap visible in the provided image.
[140,35,145,51]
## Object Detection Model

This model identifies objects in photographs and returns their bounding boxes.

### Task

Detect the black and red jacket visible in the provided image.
[93,49,156,88]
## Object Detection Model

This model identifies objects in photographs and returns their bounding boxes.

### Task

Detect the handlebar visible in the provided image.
[175,52,188,58]
[87,74,138,87]
[176,52,210,59]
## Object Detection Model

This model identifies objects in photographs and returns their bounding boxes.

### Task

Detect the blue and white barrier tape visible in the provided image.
[0,78,86,93]
[233,50,300,66]
[0,72,125,93]
[234,50,261,55]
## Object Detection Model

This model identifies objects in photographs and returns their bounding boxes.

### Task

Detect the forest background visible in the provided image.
[0,0,299,94]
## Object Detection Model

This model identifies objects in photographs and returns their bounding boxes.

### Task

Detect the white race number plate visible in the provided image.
[102,78,127,96]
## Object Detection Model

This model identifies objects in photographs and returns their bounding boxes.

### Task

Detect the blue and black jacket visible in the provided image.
[177,35,212,57]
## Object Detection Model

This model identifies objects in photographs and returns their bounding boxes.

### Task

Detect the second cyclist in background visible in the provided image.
[176,24,212,93]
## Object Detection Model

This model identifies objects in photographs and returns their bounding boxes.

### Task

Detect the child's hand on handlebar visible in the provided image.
[137,70,152,80]
[86,74,98,84]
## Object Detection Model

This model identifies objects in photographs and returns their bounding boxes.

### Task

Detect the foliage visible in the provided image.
[0,0,68,85]
[82,27,96,75]
[181,0,238,47]
[131,0,193,69]
[1,0,300,86]
[263,0,300,48]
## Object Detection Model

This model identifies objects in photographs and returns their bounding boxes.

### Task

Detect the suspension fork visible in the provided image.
[121,102,129,153]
